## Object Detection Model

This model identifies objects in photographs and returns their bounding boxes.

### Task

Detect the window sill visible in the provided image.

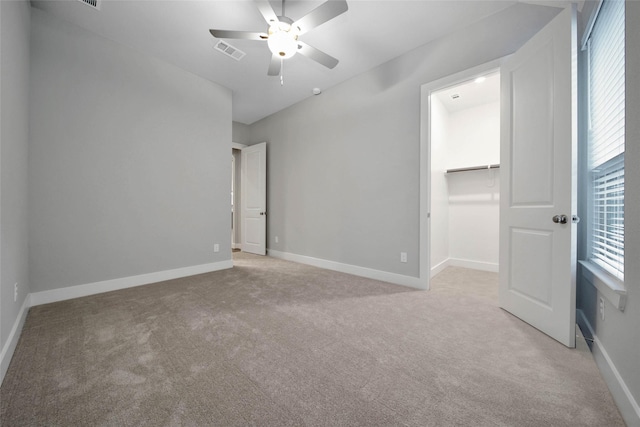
[579,260,627,311]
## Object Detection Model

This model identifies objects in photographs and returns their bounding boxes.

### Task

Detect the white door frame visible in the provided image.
[419,58,507,290]
[232,142,247,250]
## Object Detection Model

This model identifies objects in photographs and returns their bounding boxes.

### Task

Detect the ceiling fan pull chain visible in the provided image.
[280,58,284,86]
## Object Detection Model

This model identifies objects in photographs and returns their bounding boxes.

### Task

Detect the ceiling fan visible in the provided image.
[209,0,348,78]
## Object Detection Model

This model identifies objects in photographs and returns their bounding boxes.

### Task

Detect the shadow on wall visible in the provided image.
[370,4,562,92]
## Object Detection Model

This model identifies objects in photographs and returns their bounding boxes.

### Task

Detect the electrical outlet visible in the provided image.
[214,244,220,253]
[599,297,605,321]
[275,236,279,243]
[400,252,408,263]
[14,283,18,302]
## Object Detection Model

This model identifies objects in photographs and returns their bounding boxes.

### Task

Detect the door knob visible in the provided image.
[552,214,568,224]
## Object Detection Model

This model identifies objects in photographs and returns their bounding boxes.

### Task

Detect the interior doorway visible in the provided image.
[429,71,501,279]
[231,151,238,250]
[231,142,267,256]
[420,7,577,347]
[232,143,247,252]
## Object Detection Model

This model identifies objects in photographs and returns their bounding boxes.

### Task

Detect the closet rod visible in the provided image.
[446,164,500,174]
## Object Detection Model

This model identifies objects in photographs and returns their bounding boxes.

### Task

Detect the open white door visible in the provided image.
[499,6,577,347]
[241,142,267,255]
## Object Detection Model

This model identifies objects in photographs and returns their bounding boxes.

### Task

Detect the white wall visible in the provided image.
[249,4,560,282]
[429,95,450,273]
[28,9,233,293]
[430,99,500,274]
[447,170,500,270]
[0,0,31,381]
[447,101,500,270]
[447,102,500,169]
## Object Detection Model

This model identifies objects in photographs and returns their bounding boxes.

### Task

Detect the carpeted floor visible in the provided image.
[1,252,625,426]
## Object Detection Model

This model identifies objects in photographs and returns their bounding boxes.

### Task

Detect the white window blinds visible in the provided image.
[588,0,625,169]
[591,154,624,277]
[587,0,625,279]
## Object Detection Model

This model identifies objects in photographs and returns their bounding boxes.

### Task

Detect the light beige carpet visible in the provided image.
[1,252,625,426]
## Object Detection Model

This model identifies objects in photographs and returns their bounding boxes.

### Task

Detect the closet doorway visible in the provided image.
[429,71,500,279]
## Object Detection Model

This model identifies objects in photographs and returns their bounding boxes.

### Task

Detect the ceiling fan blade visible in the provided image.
[254,0,279,25]
[297,41,339,69]
[210,29,268,40]
[267,54,282,76]
[293,0,348,35]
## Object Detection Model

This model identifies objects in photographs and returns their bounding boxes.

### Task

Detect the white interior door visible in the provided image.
[241,142,267,255]
[499,6,577,347]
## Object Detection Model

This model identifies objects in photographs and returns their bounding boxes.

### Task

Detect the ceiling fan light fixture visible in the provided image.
[267,27,298,58]
[266,19,299,58]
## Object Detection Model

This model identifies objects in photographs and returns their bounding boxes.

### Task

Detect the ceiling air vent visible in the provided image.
[214,41,246,61]
[77,0,101,10]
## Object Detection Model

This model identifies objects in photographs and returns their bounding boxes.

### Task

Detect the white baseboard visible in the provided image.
[1,294,31,385]
[577,309,640,426]
[430,258,498,277]
[232,243,242,250]
[430,259,450,278]
[268,249,426,290]
[30,260,233,307]
[1,260,233,386]
[449,258,499,273]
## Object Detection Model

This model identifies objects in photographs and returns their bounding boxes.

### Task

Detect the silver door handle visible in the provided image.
[552,215,568,224]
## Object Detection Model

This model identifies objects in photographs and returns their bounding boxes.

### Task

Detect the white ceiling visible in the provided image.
[434,71,500,113]
[30,0,577,124]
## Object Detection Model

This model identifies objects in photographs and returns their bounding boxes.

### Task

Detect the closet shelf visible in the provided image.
[446,164,500,174]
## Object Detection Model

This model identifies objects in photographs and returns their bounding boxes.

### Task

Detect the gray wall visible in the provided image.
[249,3,560,277]
[232,121,251,145]
[577,2,640,424]
[28,9,232,292]
[1,0,31,374]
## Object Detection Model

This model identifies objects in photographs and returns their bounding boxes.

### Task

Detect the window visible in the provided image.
[585,0,625,280]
